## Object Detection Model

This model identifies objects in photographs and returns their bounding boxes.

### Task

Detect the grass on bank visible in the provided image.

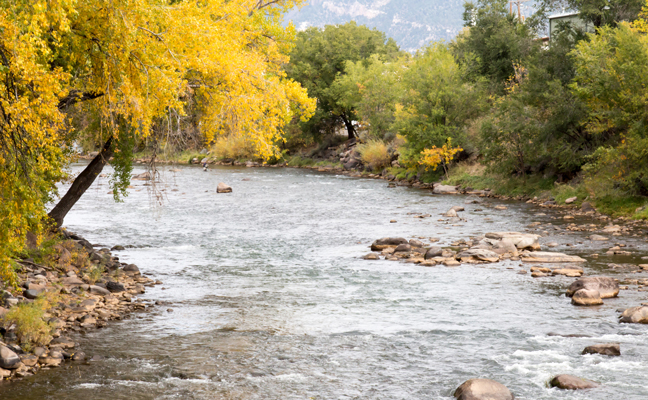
[2,293,58,348]
[443,162,648,219]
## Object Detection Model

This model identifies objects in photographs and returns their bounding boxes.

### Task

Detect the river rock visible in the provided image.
[565,196,577,204]
[549,374,599,390]
[590,235,609,241]
[89,285,111,296]
[62,276,85,286]
[123,264,140,274]
[23,288,42,299]
[394,243,412,252]
[453,378,514,400]
[566,277,619,299]
[520,252,586,263]
[363,253,380,260]
[450,206,465,212]
[571,289,603,306]
[491,240,518,256]
[457,249,500,263]
[0,346,21,369]
[111,245,125,251]
[217,182,232,193]
[106,281,126,292]
[485,232,540,250]
[409,239,424,247]
[433,183,459,194]
[425,247,443,259]
[371,237,408,251]
[581,202,595,212]
[445,208,458,217]
[132,171,151,180]
[582,343,620,356]
[552,268,583,277]
[619,305,648,324]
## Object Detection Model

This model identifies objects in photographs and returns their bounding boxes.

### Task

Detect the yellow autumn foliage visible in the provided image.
[419,138,463,178]
[0,0,315,287]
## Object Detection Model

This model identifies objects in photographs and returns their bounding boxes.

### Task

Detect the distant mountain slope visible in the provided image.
[284,0,467,50]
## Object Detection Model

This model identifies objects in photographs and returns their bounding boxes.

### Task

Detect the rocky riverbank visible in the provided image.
[0,230,161,381]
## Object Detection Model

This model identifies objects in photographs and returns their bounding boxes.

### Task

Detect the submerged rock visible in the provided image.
[571,289,603,306]
[453,378,514,400]
[566,277,619,299]
[549,374,599,390]
[363,253,380,260]
[582,343,620,356]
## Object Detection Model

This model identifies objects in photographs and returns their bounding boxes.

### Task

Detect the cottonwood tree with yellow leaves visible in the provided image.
[0,0,315,285]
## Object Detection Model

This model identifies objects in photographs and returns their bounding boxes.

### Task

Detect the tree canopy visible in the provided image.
[285,21,400,141]
[0,0,315,285]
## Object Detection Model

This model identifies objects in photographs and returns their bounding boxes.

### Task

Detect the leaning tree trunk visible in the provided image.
[48,136,114,227]
[341,115,355,140]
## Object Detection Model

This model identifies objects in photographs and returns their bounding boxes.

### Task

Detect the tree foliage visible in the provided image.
[392,43,486,164]
[571,14,648,194]
[285,21,400,141]
[0,0,315,286]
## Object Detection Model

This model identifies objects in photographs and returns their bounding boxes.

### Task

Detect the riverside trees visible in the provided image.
[0,0,315,284]
[285,0,648,213]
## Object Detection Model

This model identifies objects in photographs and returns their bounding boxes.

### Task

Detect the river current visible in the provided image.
[4,164,648,399]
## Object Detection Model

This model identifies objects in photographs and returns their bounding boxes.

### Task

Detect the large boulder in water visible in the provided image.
[571,289,603,306]
[485,232,540,250]
[453,378,514,400]
[371,237,408,251]
[566,277,619,299]
[217,182,232,193]
[619,305,648,324]
[549,374,599,390]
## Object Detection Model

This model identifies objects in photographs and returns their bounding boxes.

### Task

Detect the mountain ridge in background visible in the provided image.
[284,0,467,50]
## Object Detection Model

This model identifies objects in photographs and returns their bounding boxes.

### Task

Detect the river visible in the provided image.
[3,164,648,399]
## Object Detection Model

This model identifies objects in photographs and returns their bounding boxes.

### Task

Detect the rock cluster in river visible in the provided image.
[0,231,162,381]
[366,231,586,269]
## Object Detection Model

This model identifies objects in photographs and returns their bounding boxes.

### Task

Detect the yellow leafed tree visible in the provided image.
[0,0,315,287]
[419,138,463,179]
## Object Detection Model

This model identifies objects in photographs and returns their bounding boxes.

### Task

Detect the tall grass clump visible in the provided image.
[357,139,391,171]
[2,294,58,347]
[211,134,257,160]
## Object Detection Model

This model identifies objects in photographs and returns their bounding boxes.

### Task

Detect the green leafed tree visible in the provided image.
[571,19,648,194]
[452,0,537,92]
[285,21,401,141]
[333,54,409,140]
[392,43,486,166]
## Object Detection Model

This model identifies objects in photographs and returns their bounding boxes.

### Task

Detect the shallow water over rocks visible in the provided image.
[3,164,648,399]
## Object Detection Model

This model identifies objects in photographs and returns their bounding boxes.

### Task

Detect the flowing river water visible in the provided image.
[4,164,648,399]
